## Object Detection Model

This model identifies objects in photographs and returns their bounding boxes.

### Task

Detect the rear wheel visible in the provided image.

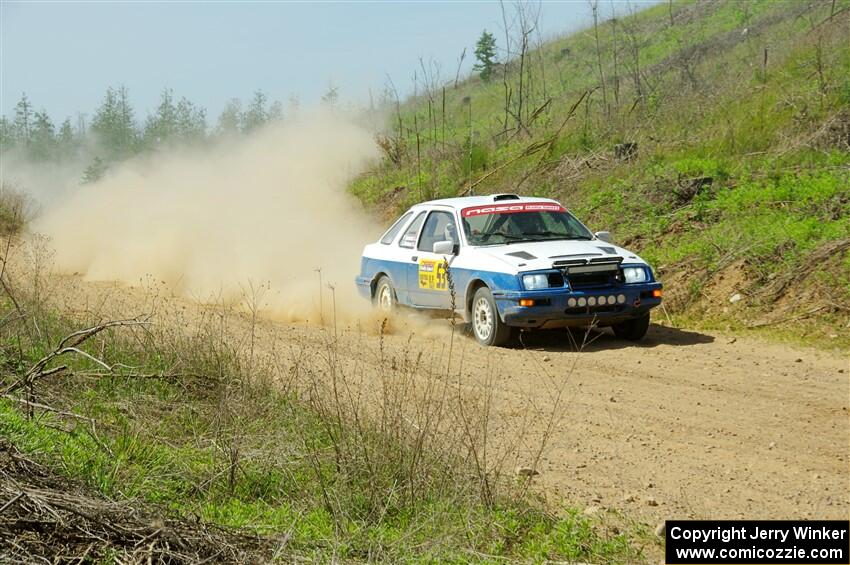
[373,276,396,313]
[471,287,515,347]
[612,313,650,341]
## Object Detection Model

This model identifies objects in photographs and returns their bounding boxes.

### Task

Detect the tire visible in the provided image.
[612,313,650,341]
[373,276,396,314]
[470,287,515,347]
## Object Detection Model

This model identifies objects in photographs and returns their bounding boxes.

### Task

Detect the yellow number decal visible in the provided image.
[419,259,448,291]
[435,261,448,290]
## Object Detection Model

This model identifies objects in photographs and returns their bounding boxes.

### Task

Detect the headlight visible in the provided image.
[522,274,549,290]
[622,267,648,284]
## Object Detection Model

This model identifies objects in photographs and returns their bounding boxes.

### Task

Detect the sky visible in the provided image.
[1,1,658,124]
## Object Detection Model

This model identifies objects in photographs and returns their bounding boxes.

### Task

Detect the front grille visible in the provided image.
[567,271,618,289]
[563,266,624,289]
[554,257,624,290]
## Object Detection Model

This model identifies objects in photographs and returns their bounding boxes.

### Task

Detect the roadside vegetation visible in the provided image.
[350,0,850,344]
[0,199,644,561]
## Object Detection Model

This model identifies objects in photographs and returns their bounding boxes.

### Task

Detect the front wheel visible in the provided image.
[471,287,515,347]
[373,276,396,314]
[612,313,650,341]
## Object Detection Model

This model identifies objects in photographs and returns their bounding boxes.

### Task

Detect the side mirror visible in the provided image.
[433,240,458,255]
[595,231,613,244]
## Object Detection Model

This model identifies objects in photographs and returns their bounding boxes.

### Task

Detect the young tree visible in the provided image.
[91,86,137,160]
[217,98,243,134]
[115,85,136,156]
[0,117,14,151]
[143,88,178,146]
[622,4,647,102]
[267,99,284,122]
[590,0,609,117]
[473,30,498,81]
[57,118,76,158]
[497,1,540,134]
[13,93,33,146]
[242,90,268,131]
[76,113,88,138]
[58,118,73,143]
[91,88,118,155]
[30,110,56,160]
[82,156,107,184]
[175,97,207,142]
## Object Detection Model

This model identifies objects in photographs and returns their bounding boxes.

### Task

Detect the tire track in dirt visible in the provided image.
[52,274,850,530]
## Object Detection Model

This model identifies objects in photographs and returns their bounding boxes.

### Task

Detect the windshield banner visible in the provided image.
[461,203,566,217]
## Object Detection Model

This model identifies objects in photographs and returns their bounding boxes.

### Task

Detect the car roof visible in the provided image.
[409,194,562,211]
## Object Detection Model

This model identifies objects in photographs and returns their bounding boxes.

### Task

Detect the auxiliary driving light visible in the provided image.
[598,296,607,305]
[588,296,597,306]
[617,294,626,304]
[578,297,587,307]
[568,297,577,307]
[519,299,536,307]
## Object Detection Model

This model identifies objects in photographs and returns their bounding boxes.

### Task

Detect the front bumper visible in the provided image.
[495,282,663,329]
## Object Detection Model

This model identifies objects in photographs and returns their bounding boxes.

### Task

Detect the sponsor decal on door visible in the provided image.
[419,259,448,291]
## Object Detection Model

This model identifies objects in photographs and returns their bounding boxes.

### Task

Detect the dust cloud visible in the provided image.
[29,112,383,322]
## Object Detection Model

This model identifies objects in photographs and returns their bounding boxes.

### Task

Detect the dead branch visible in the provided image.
[0,440,277,562]
[459,90,589,196]
[758,238,850,303]
[3,319,150,395]
[747,305,828,329]
[1,394,94,423]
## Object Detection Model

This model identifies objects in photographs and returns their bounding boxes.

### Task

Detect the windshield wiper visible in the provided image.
[475,232,527,244]
[474,232,592,245]
[525,231,593,241]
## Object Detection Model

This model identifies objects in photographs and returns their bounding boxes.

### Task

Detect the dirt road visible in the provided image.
[55,275,850,530]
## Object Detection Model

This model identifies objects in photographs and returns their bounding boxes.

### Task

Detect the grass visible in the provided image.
[350,0,850,340]
[581,154,850,273]
[0,277,647,562]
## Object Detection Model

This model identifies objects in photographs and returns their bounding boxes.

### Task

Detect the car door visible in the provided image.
[408,210,459,308]
[392,211,427,306]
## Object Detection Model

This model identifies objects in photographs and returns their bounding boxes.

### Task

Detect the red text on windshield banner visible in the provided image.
[461,203,566,218]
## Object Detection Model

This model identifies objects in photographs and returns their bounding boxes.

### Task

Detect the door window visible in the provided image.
[399,212,427,248]
[417,211,458,253]
[380,212,413,245]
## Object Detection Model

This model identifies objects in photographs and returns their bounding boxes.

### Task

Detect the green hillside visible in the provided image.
[351,0,850,343]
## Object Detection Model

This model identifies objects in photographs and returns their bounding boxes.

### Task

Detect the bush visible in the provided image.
[0,184,34,235]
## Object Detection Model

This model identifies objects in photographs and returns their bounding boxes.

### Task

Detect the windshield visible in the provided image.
[461,204,593,246]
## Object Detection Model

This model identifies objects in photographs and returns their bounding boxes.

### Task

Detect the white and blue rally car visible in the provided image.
[356,194,663,346]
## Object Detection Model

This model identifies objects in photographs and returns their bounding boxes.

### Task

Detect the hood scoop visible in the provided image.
[596,246,616,254]
[506,251,537,260]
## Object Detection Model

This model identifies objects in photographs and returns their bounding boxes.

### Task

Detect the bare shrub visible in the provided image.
[0,248,618,561]
[0,183,36,236]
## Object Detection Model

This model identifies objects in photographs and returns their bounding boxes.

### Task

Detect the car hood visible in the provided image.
[472,239,646,272]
